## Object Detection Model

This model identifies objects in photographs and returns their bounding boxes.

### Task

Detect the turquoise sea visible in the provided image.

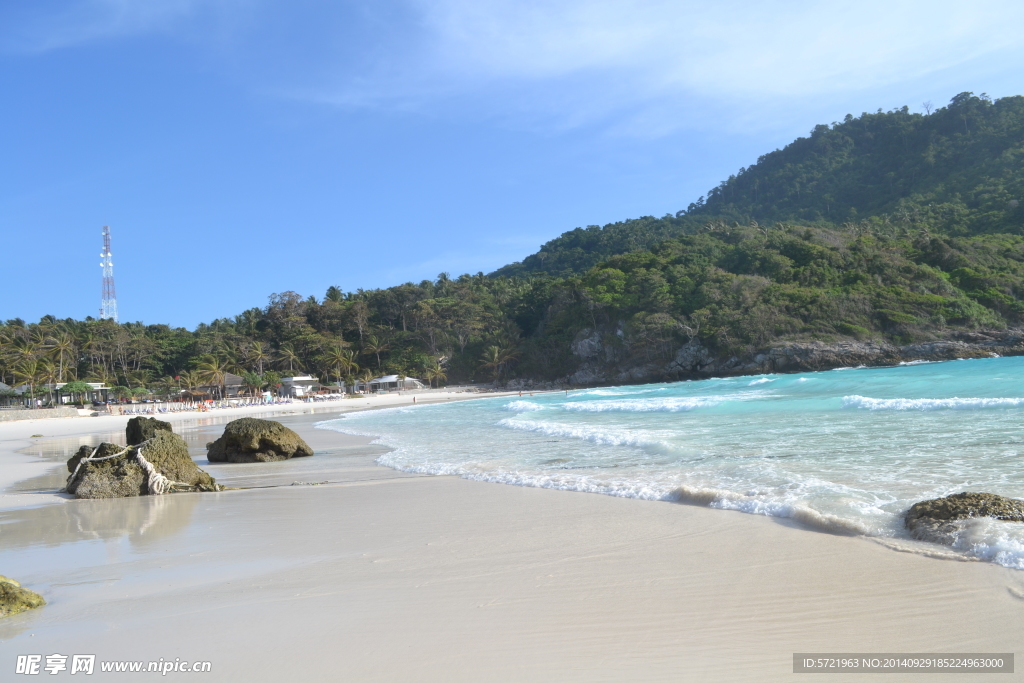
[317,356,1024,568]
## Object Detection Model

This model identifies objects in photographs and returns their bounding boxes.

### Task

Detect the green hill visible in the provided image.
[4,92,1024,393]
[495,92,1024,279]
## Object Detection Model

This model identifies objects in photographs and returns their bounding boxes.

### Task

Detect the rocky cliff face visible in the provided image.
[549,328,1024,387]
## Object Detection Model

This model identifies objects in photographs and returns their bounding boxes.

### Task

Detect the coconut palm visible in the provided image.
[323,345,358,385]
[362,335,390,369]
[357,368,376,393]
[277,344,302,374]
[45,331,77,382]
[479,345,520,383]
[424,361,447,389]
[196,357,228,399]
[245,341,270,374]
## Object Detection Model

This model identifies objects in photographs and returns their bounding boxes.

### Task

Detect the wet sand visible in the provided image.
[2,403,1024,681]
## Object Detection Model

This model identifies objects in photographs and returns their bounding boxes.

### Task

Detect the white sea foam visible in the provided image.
[562,397,716,413]
[843,396,1024,411]
[497,417,667,448]
[315,355,1024,572]
[503,400,546,412]
[949,518,1024,570]
[898,359,938,366]
[748,377,775,385]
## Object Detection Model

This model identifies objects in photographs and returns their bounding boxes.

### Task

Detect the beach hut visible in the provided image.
[367,375,426,392]
[280,375,319,397]
[197,372,244,399]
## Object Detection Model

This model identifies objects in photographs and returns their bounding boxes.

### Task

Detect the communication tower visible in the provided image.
[99,226,119,322]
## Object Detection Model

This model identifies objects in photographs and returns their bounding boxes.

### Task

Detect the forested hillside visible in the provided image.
[3,93,1024,398]
[496,92,1024,278]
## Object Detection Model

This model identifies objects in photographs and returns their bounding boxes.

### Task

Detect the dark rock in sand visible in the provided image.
[0,575,45,618]
[67,442,124,473]
[65,431,219,499]
[126,416,173,445]
[905,492,1024,544]
[206,417,314,463]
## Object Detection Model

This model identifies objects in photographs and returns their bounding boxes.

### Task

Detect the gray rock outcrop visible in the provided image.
[126,416,173,445]
[206,418,314,463]
[65,431,219,499]
[905,492,1024,544]
[0,575,45,618]
[559,327,1024,387]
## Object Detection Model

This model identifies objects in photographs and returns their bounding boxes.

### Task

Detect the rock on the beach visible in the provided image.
[65,431,219,499]
[0,575,45,618]
[905,492,1024,544]
[126,416,173,445]
[206,417,314,463]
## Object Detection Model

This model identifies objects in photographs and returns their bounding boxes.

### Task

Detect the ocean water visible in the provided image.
[316,357,1024,569]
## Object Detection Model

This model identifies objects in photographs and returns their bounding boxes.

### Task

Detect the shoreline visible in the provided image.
[0,389,536,512]
[2,389,1024,680]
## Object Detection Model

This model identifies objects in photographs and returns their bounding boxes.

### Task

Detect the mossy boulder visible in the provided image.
[65,431,219,499]
[207,418,314,463]
[68,442,124,474]
[0,575,45,618]
[905,492,1024,544]
[126,416,173,445]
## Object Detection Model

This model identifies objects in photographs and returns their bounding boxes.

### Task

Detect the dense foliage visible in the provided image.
[496,93,1024,278]
[3,93,1024,397]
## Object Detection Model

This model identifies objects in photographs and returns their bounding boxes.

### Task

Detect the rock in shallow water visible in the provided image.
[65,431,219,499]
[905,492,1024,544]
[126,416,173,445]
[0,575,45,618]
[206,418,314,463]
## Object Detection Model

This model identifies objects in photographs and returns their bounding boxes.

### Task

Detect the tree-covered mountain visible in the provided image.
[4,92,1024,397]
[496,92,1024,278]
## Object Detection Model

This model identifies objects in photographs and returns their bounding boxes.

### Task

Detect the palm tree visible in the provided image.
[323,345,357,385]
[45,331,77,382]
[357,368,376,393]
[11,358,39,407]
[424,361,447,389]
[196,357,228,399]
[246,341,270,374]
[362,335,390,369]
[479,345,520,383]
[35,359,59,405]
[277,344,302,374]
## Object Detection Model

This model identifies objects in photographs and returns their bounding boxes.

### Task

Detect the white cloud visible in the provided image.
[308,0,1024,134]
[416,0,1023,94]
[0,0,237,52]
[8,0,1023,135]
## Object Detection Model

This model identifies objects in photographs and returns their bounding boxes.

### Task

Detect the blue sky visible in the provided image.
[3,0,1023,329]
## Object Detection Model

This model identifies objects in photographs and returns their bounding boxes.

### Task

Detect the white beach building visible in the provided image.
[280,375,320,397]
[367,375,426,392]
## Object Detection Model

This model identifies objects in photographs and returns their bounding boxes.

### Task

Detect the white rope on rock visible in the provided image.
[63,444,134,492]
[135,446,179,495]
[63,438,191,495]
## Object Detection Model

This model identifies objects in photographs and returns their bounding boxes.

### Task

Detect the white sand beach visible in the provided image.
[2,394,1023,681]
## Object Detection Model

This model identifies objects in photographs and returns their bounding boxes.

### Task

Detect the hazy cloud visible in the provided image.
[311,0,1024,134]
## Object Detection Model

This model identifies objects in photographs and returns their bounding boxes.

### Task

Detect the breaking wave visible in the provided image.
[497,417,668,448]
[503,400,546,412]
[562,397,717,413]
[843,396,1024,411]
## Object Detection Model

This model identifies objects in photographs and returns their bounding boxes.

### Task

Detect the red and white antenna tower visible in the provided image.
[99,226,119,322]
